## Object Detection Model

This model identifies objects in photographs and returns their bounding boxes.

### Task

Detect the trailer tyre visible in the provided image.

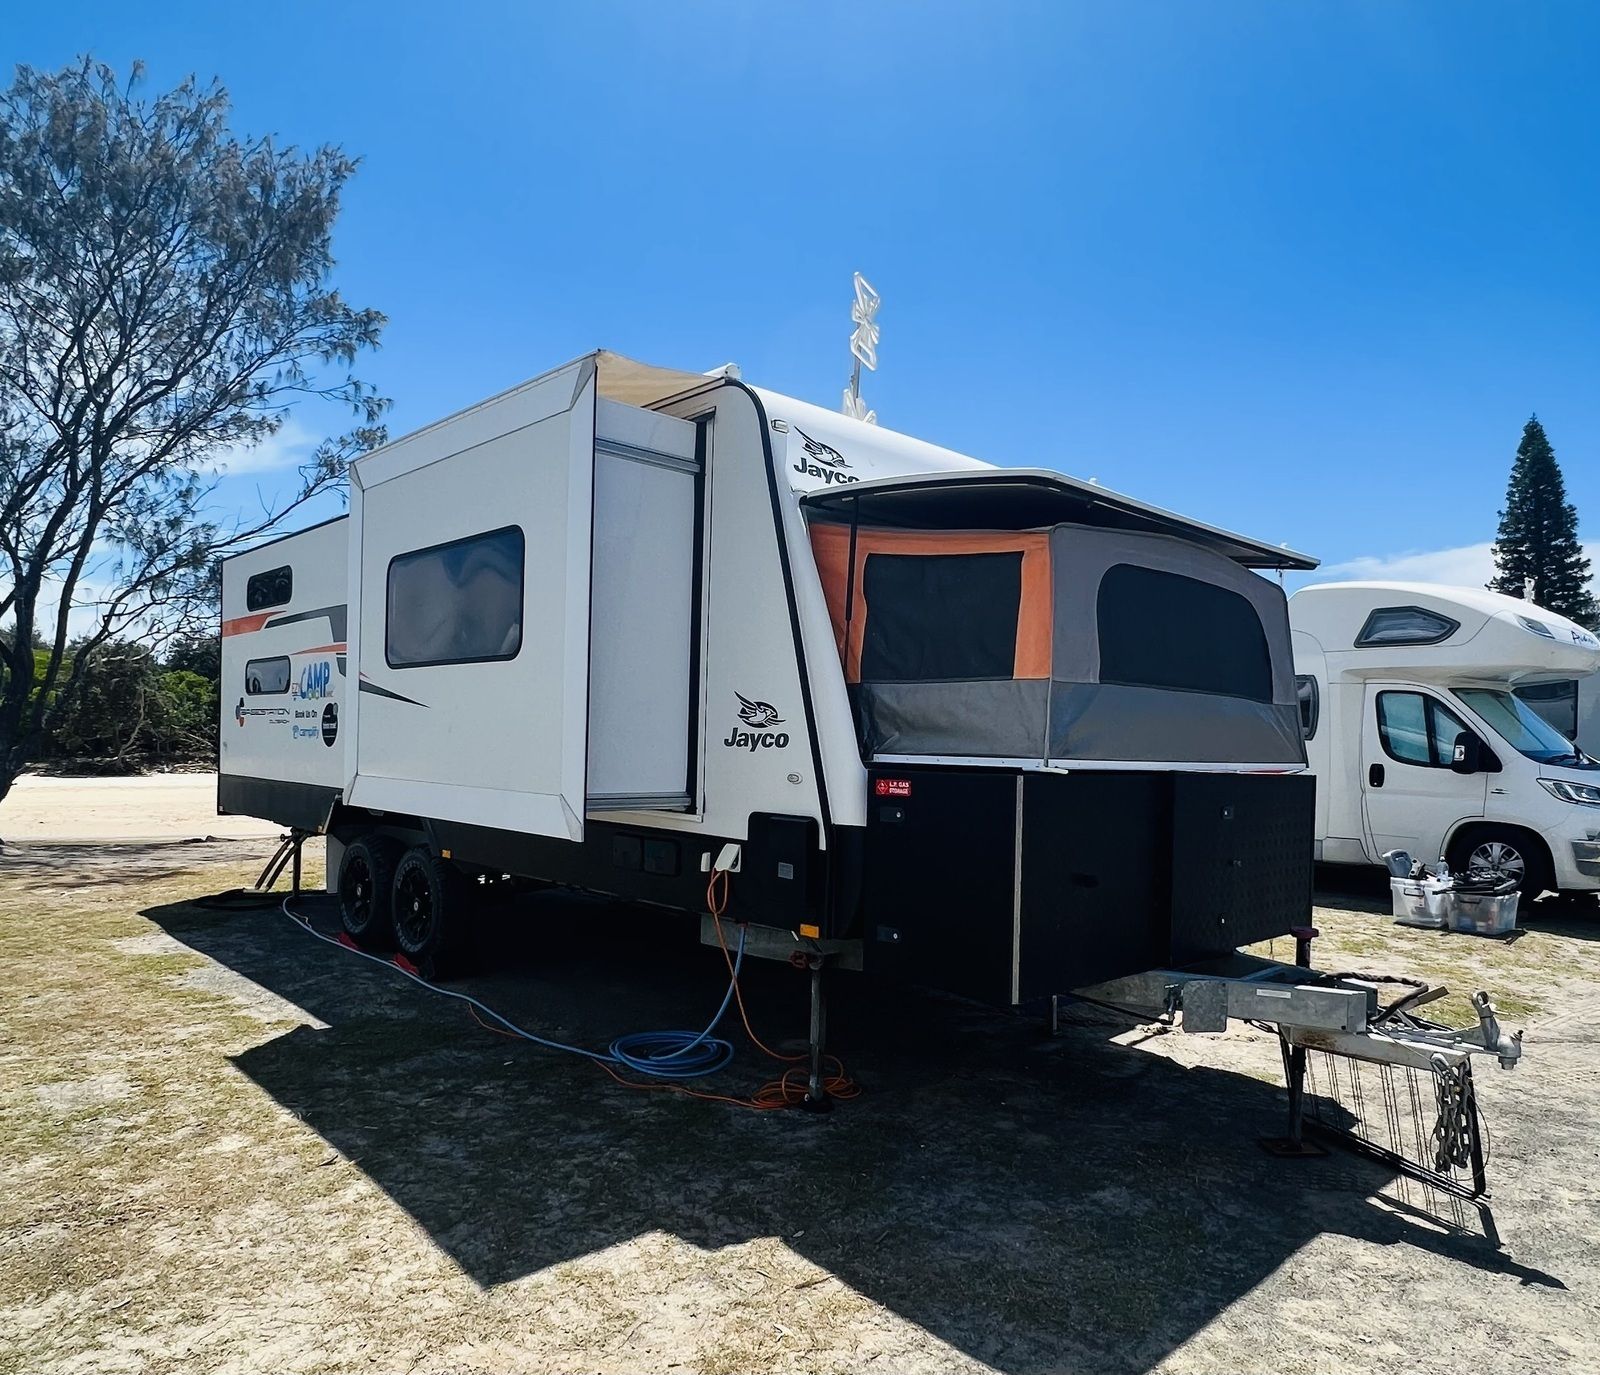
[1446,825,1553,901]
[391,847,466,977]
[339,836,402,945]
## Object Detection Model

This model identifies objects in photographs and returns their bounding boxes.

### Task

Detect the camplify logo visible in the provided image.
[724,692,789,751]
[792,428,859,487]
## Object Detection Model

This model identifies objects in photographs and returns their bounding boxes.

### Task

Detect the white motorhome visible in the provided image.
[215,351,1541,1134]
[1290,581,1600,897]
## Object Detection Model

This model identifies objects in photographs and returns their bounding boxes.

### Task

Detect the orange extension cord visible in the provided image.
[472,868,858,1112]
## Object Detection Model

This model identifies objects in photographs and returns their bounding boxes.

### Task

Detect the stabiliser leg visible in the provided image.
[1261,924,1328,1158]
[800,954,833,1113]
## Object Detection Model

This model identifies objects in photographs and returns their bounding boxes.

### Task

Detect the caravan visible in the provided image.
[1290,580,1600,897]
[217,353,1523,1115]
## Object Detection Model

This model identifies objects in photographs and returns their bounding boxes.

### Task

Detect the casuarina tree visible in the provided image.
[1487,416,1596,628]
[0,59,388,805]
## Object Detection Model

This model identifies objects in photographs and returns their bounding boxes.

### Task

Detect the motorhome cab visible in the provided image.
[1290,581,1600,898]
[221,351,1321,1013]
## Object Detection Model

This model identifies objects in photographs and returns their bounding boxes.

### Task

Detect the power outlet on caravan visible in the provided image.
[702,844,742,875]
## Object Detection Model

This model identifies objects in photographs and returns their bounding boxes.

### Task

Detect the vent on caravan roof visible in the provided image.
[1354,605,1461,648]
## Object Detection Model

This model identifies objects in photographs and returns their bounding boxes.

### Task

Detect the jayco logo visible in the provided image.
[723,692,790,751]
[792,429,858,487]
[293,659,333,700]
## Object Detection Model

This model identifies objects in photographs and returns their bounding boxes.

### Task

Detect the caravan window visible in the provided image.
[1376,691,1469,768]
[1295,675,1319,739]
[386,526,525,668]
[246,565,292,612]
[1097,564,1271,702]
[244,656,290,695]
[1356,605,1459,648]
[860,551,1022,682]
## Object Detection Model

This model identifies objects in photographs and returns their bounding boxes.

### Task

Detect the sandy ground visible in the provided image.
[0,773,276,844]
[2,814,1599,1373]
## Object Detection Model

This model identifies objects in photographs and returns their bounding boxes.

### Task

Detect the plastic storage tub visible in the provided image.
[1449,890,1519,937]
[1391,876,1454,928]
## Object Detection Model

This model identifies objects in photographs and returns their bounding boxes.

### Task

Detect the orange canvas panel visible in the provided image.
[809,522,1052,682]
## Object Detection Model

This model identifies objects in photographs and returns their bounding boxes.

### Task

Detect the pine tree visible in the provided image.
[1487,416,1597,627]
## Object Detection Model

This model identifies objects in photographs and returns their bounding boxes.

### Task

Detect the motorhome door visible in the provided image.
[1358,684,1488,864]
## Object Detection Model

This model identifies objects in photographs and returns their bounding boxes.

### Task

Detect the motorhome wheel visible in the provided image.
[338,835,402,945]
[391,847,466,975]
[1447,826,1551,900]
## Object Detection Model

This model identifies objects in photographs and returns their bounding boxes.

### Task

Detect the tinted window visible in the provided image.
[1295,674,1319,739]
[246,565,292,612]
[244,656,291,695]
[1356,605,1459,647]
[1377,691,1469,768]
[1096,565,1272,701]
[859,551,1022,682]
[386,526,525,669]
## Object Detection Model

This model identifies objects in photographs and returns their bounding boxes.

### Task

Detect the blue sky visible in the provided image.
[10,2,1600,589]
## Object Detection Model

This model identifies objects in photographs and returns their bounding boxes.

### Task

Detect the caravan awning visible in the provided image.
[801,469,1318,572]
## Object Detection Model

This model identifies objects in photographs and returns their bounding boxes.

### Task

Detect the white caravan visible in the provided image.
[216,352,1528,1122]
[1290,581,1600,897]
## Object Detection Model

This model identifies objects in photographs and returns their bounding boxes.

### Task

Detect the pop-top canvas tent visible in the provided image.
[809,518,1303,766]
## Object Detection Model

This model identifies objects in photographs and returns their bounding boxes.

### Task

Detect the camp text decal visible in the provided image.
[724,692,790,751]
[792,428,858,487]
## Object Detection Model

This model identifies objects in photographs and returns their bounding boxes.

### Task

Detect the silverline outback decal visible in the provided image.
[724,692,789,751]
[792,428,858,487]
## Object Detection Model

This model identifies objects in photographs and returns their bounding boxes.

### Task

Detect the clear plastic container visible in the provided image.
[1391,876,1453,928]
[1449,890,1519,937]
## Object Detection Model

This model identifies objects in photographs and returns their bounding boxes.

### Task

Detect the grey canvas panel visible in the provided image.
[855,679,1049,757]
[1048,525,1296,706]
[1047,682,1306,764]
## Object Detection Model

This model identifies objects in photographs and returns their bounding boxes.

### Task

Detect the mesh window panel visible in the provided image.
[860,551,1022,682]
[1097,564,1272,702]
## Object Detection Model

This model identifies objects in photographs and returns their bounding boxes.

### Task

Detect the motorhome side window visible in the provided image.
[244,656,291,695]
[1097,564,1272,701]
[1376,691,1469,768]
[1355,605,1459,647]
[1295,674,1319,739]
[246,565,292,612]
[386,526,525,669]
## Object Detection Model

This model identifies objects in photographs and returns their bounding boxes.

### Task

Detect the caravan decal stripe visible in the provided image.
[358,679,427,708]
[221,611,275,637]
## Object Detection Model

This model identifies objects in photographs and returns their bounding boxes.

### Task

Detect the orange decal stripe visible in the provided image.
[220,612,275,637]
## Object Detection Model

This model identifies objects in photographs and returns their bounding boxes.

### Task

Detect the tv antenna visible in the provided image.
[842,271,881,425]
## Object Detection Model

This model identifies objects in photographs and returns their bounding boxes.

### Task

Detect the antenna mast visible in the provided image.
[842,271,881,425]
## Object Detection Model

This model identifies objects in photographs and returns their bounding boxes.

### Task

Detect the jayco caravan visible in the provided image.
[217,353,1525,1124]
[1290,581,1600,897]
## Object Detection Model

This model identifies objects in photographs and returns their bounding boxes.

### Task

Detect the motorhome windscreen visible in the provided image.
[860,552,1022,681]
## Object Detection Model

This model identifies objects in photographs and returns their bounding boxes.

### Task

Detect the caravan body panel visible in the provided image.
[218,516,349,829]
[346,358,598,841]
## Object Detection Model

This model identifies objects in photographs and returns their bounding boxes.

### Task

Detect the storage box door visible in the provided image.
[350,359,597,842]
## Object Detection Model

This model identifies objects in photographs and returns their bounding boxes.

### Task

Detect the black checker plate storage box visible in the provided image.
[861,767,1314,1005]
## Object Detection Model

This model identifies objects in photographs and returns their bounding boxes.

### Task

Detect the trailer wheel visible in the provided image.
[339,835,402,945]
[391,847,466,976]
[1446,825,1553,901]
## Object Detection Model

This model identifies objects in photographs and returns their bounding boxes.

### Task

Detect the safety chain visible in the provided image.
[1429,1052,1474,1171]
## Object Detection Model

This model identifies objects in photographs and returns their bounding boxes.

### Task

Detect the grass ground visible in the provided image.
[2,841,1598,1375]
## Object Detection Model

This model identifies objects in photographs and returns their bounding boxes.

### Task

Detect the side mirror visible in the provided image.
[1452,731,1483,775]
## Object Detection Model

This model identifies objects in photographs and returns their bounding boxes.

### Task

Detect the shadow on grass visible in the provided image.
[143,888,1563,1375]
